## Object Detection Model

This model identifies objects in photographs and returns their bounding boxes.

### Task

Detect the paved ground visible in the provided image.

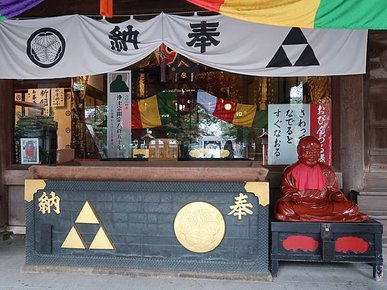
[0,236,386,290]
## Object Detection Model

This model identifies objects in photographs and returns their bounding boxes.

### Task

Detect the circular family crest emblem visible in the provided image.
[174,201,225,253]
[27,28,65,68]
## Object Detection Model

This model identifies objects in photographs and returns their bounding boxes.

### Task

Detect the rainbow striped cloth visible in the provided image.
[131,92,179,129]
[0,0,43,21]
[187,0,387,29]
[197,90,267,129]
[128,91,267,129]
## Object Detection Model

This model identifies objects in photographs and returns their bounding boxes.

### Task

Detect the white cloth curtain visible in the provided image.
[0,13,367,79]
[163,13,367,77]
[0,14,162,79]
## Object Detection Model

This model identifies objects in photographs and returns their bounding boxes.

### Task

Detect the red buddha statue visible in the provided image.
[275,136,368,222]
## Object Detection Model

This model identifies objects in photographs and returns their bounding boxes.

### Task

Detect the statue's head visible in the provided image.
[297,136,321,167]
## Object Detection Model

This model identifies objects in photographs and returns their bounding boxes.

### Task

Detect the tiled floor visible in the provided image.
[0,236,385,290]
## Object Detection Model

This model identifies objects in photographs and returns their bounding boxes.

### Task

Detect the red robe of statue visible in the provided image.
[275,161,368,222]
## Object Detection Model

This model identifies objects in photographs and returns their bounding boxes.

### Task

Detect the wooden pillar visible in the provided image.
[338,75,364,192]
[0,80,13,229]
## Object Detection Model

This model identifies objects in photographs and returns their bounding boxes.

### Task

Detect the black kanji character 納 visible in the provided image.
[109,25,140,52]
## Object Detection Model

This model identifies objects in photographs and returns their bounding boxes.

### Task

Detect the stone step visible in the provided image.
[357,191,387,246]
[355,190,387,196]
[353,189,387,214]
[361,210,387,216]
[0,231,11,241]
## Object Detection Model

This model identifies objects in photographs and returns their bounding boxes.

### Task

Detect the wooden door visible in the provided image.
[365,31,387,187]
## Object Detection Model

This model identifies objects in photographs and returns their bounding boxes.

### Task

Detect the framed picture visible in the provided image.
[108,71,131,93]
[20,138,40,164]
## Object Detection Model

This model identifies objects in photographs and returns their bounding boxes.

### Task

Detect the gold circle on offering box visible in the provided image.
[174,201,225,253]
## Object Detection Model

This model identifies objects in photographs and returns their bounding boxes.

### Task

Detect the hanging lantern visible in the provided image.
[100,0,113,18]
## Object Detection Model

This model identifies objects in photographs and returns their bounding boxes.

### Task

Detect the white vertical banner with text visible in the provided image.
[268,104,310,165]
[107,71,131,158]
[268,104,332,165]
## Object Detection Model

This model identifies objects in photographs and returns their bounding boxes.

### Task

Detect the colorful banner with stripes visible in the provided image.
[127,90,267,129]
[129,92,179,129]
[0,0,43,21]
[187,0,387,29]
[197,90,267,129]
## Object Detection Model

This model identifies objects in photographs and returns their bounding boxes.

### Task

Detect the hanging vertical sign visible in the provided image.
[268,104,331,165]
[268,104,309,165]
[27,88,50,116]
[107,71,131,158]
[51,88,65,107]
[310,104,332,165]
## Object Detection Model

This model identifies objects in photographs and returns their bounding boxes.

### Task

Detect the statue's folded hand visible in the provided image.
[291,194,302,204]
[329,191,347,202]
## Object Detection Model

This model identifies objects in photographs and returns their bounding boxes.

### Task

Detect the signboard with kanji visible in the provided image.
[268,104,331,165]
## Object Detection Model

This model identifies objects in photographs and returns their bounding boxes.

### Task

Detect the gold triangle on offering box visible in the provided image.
[89,226,115,250]
[61,225,86,249]
[75,201,100,224]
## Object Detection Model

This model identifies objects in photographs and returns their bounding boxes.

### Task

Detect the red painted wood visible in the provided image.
[100,0,113,18]
[282,235,319,252]
[335,236,369,253]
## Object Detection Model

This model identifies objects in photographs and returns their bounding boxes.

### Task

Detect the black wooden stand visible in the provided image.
[271,219,383,281]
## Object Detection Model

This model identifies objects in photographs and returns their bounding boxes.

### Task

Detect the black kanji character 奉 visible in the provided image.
[186,21,220,53]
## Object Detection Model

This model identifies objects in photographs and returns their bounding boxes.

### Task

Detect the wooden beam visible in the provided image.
[0,80,13,227]
[19,0,204,18]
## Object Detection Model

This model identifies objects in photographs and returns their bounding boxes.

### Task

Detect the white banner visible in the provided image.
[0,15,162,79]
[164,14,367,77]
[0,13,367,79]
